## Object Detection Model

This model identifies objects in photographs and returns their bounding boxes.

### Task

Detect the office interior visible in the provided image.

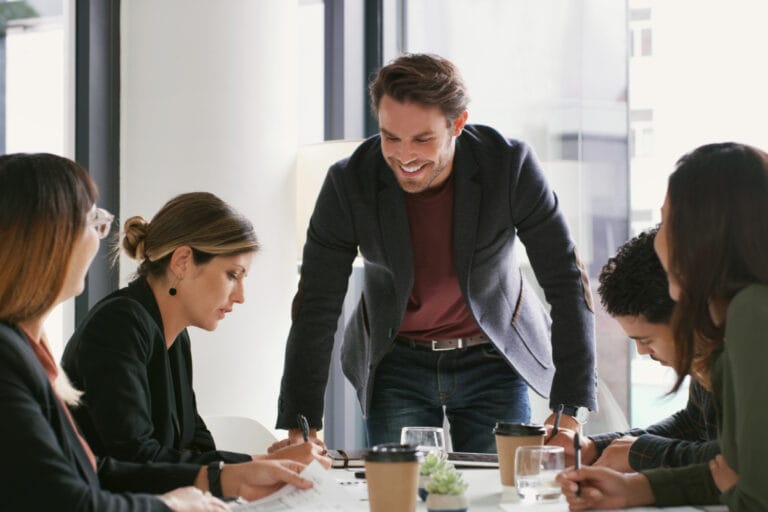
[4,0,768,449]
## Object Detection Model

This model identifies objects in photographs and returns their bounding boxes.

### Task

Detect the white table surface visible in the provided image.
[332,468,727,512]
[334,467,571,511]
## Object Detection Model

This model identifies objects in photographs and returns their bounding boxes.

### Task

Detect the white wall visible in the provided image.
[121,0,298,435]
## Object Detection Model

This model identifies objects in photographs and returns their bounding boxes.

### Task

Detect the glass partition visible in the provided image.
[397,0,631,420]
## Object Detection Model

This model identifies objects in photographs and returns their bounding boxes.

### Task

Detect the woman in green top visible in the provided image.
[558,142,768,511]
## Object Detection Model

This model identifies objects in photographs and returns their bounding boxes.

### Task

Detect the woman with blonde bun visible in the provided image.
[62,192,328,469]
[0,154,313,511]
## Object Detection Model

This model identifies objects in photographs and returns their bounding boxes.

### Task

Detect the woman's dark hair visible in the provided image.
[0,153,97,324]
[368,53,470,122]
[666,142,768,390]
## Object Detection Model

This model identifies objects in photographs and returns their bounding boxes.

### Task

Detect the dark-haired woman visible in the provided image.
[558,142,768,511]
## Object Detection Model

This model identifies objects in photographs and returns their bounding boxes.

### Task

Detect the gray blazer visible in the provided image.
[277,124,596,429]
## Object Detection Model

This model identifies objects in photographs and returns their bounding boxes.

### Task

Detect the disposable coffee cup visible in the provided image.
[365,443,421,512]
[493,422,546,489]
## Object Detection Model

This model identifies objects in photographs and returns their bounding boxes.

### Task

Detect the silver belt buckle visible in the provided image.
[431,339,464,351]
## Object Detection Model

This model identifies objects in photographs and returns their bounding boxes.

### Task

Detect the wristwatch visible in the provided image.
[560,405,589,423]
[207,460,224,497]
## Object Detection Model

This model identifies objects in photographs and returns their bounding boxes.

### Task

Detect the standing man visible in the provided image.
[277,53,596,452]
[549,229,719,471]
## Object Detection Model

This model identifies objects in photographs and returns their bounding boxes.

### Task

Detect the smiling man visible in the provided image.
[277,53,596,452]
[549,229,719,471]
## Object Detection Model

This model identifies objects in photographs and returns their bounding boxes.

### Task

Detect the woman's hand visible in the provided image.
[222,459,313,501]
[709,454,739,492]
[257,441,331,468]
[160,487,228,511]
[268,430,325,453]
[557,466,654,511]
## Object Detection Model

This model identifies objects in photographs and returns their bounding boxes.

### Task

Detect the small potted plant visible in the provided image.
[419,451,447,501]
[424,464,469,512]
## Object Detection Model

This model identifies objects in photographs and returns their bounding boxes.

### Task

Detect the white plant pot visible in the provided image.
[425,492,469,512]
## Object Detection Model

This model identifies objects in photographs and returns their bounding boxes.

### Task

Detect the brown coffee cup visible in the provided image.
[365,443,420,512]
[493,422,546,488]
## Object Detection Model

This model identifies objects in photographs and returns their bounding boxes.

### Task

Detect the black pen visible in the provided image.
[297,413,309,442]
[551,403,564,439]
[574,431,582,497]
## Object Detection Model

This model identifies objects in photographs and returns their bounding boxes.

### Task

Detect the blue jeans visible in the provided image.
[366,341,530,453]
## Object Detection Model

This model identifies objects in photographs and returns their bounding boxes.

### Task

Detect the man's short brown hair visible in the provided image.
[368,53,470,122]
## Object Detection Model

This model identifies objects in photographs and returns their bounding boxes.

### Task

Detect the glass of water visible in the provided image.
[515,445,565,502]
[400,426,446,455]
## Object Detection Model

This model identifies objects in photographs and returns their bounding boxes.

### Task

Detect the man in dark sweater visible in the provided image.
[276,53,597,452]
[550,229,719,471]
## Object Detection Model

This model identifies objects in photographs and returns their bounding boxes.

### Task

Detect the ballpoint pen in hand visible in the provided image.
[574,431,582,497]
[297,413,310,442]
[551,403,564,439]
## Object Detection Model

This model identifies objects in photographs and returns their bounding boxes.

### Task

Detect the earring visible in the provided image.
[168,274,180,296]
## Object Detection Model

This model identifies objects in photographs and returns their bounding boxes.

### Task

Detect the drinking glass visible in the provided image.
[400,426,446,455]
[514,445,565,502]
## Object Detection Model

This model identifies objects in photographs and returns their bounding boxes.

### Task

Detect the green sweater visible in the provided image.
[644,284,768,509]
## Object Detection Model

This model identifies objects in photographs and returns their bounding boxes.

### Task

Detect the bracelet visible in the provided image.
[207,460,224,497]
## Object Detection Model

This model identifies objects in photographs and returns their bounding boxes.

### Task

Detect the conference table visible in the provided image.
[331,467,727,512]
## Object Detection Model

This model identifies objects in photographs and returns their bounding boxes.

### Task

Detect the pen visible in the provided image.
[297,413,309,442]
[551,403,564,439]
[574,431,582,497]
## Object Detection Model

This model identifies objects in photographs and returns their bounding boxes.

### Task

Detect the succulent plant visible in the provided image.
[424,464,468,496]
[420,451,448,476]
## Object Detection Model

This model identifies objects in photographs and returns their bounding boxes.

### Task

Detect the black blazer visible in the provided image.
[278,125,597,428]
[62,278,250,464]
[0,322,200,511]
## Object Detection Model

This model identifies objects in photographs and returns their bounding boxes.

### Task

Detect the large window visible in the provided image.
[1,0,72,357]
[628,0,768,425]
[395,0,631,424]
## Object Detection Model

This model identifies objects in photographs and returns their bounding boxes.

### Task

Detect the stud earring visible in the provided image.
[168,274,180,296]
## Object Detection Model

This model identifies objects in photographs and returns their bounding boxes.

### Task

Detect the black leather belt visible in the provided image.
[395,335,490,351]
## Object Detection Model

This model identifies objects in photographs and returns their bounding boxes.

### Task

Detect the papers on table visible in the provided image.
[230,461,360,511]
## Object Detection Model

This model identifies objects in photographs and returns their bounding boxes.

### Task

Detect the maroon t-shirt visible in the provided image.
[398,176,483,341]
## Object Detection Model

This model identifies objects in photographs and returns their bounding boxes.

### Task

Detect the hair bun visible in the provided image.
[122,215,149,260]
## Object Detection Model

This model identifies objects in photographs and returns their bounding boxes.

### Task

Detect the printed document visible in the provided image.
[230,460,359,511]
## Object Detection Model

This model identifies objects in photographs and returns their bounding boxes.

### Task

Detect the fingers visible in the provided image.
[557,470,604,511]
[311,446,332,469]
[267,438,292,454]
[564,486,604,510]
[557,466,600,485]
[161,486,229,512]
[545,427,576,445]
[272,460,313,489]
[203,492,230,512]
[266,441,331,468]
